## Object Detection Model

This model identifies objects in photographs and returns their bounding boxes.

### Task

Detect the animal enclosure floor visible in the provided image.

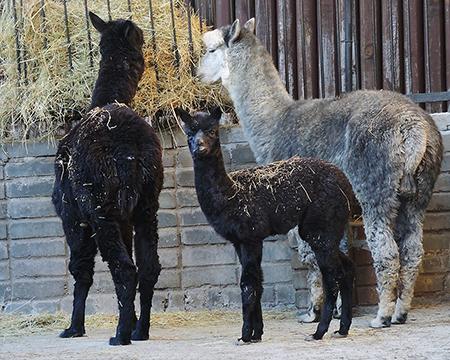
[0,305,449,360]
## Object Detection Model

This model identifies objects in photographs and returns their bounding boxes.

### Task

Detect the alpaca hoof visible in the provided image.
[131,329,149,341]
[297,305,320,323]
[235,337,252,346]
[370,316,391,328]
[304,333,322,341]
[392,313,408,325]
[109,336,131,346]
[59,328,84,338]
[251,334,262,343]
[331,330,347,339]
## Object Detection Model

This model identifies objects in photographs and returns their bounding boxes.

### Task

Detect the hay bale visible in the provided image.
[0,0,229,141]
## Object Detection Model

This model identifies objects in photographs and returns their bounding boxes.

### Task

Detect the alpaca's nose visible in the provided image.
[198,140,207,153]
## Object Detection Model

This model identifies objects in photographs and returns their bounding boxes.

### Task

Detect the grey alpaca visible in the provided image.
[197,18,443,328]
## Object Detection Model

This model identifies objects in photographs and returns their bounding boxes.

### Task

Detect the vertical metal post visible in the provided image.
[83,0,94,67]
[148,0,160,90]
[185,0,195,76]
[127,0,132,14]
[19,0,27,84]
[199,1,203,32]
[169,0,180,75]
[62,0,73,70]
[11,0,22,81]
[106,0,112,21]
[344,0,353,92]
[40,0,48,49]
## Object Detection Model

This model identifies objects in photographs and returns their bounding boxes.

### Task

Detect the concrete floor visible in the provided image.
[0,304,449,360]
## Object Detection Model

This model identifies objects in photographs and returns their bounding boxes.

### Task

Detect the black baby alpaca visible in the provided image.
[52,13,163,345]
[178,108,358,341]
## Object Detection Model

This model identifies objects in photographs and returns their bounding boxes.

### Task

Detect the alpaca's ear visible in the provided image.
[123,21,144,48]
[89,12,107,33]
[228,19,241,45]
[123,20,135,39]
[175,108,192,130]
[244,18,255,33]
[209,107,222,122]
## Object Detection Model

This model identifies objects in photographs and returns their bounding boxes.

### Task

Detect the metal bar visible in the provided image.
[185,0,195,76]
[11,0,22,81]
[198,1,203,32]
[169,0,180,75]
[344,0,353,92]
[407,91,450,103]
[19,0,27,84]
[83,0,94,67]
[148,0,160,90]
[40,0,48,49]
[127,0,132,15]
[106,0,112,21]
[62,0,73,70]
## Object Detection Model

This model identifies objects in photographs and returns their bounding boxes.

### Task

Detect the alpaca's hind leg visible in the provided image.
[290,229,322,323]
[364,216,400,328]
[131,211,161,341]
[250,246,264,342]
[333,233,351,319]
[335,252,355,337]
[309,248,340,340]
[120,222,137,327]
[61,226,96,338]
[393,203,425,324]
[94,218,137,346]
[237,242,264,343]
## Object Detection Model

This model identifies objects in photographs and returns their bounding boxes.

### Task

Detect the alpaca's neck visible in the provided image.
[224,43,294,164]
[193,146,234,214]
[90,51,143,109]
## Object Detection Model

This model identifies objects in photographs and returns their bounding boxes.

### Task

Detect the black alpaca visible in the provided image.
[52,13,163,345]
[178,108,358,342]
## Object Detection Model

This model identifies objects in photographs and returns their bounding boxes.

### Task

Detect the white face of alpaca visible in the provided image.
[197,30,230,84]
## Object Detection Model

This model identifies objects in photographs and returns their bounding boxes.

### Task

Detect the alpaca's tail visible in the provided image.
[117,187,140,218]
[114,158,142,217]
[398,114,429,196]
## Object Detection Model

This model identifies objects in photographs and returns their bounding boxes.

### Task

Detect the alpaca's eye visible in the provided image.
[208,48,216,53]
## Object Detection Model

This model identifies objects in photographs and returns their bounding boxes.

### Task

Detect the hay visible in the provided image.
[0,310,294,337]
[0,0,230,141]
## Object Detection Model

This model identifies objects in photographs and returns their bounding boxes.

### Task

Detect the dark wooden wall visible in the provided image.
[192,0,450,112]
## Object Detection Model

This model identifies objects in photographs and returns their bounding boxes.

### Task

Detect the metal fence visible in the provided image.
[4,0,450,112]
[193,0,450,112]
[4,0,199,91]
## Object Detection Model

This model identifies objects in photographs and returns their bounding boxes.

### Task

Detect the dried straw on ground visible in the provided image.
[0,0,229,141]
[0,310,293,337]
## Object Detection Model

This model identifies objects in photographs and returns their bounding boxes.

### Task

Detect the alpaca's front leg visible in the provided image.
[237,242,263,343]
[306,245,340,341]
